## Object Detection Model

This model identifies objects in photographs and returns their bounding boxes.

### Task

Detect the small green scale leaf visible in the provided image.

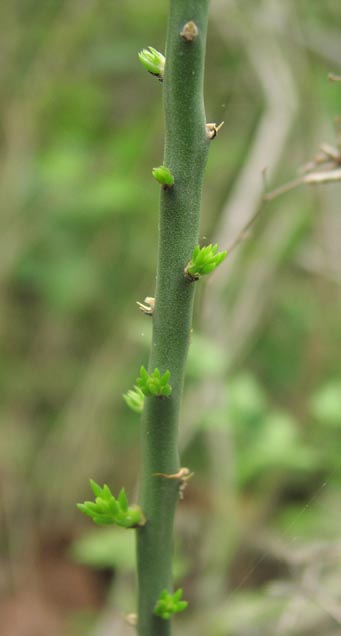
[154,588,188,620]
[136,366,172,398]
[184,243,227,281]
[138,46,165,81]
[123,385,144,413]
[152,165,174,187]
[77,480,145,528]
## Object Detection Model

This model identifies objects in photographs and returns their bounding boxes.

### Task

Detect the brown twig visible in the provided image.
[226,160,341,259]
[225,201,266,255]
[328,72,341,82]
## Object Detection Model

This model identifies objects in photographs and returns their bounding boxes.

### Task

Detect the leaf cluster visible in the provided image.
[138,46,165,80]
[77,479,144,528]
[154,588,188,620]
[123,385,145,413]
[184,243,227,281]
[152,165,174,187]
[136,366,172,398]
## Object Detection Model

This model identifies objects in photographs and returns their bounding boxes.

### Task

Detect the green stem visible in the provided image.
[137,1,210,635]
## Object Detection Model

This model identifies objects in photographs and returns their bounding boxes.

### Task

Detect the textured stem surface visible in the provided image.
[137,1,210,634]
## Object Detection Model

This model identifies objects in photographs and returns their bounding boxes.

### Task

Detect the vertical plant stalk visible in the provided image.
[137,1,210,635]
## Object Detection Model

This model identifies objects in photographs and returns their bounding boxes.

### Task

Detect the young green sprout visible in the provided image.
[154,589,188,620]
[152,165,175,188]
[184,243,227,281]
[136,366,172,398]
[138,46,165,81]
[77,479,145,528]
[123,385,145,413]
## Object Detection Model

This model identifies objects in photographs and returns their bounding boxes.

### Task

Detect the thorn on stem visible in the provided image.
[206,121,224,140]
[153,468,194,500]
[136,297,155,316]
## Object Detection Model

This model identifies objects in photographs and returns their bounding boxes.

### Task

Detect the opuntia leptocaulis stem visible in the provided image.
[136,1,211,635]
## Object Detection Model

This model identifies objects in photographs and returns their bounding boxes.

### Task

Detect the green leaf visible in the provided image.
[89,479,103,498]
[71,527,136,571]
[154,588,188,620]
[123,385,144,413]
[136,366,172,398]
[77,481,144,529]
[152,165,174,187]
[186,333,226,381]
[138,46,165,80]
[184,243,227,281]
[118,488,128,512]
[310,380,341,427]
[102,484,112,498]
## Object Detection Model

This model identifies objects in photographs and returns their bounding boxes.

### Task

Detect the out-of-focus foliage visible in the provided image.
[72,527,136,572]
[0,1,340,635]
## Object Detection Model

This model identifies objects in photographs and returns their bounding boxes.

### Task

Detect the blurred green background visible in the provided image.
[0,1,340,635]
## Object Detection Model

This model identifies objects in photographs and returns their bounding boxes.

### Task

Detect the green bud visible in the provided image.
[89,478,102,498]
[123,385,145,413]
[154,589,188,620]
[138,46,165,81]
[184,243,227,281]
[136,366,172,398]
[152,165,174,188]
[77,480,145,528]
[118,488,128,512]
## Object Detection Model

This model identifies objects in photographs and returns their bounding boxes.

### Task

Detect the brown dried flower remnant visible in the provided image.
[180,21,199,41]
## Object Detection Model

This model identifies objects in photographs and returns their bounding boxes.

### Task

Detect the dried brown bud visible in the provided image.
[180,21,199,42]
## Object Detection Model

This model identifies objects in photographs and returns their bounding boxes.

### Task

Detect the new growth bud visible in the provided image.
[138,46,165,81]
[123,386,145,413]
[184,243,227,281]
[77,480,145,528]
[154,589,188,620]
[152,165,175,188]
[136,366,172,398]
